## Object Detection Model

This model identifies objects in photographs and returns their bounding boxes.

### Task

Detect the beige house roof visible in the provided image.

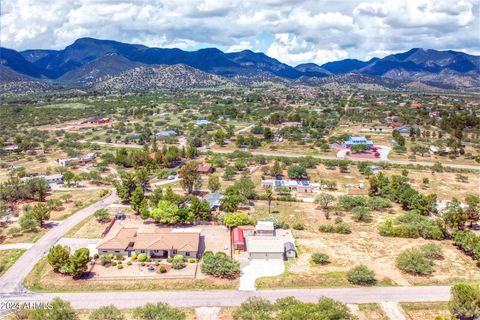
[246,236,284,253]
[97,221,199,252]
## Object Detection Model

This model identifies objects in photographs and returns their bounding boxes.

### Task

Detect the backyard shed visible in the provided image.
[284,241,297,258]
[232,227,245,252]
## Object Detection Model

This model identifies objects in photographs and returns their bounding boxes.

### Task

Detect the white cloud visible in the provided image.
[0,0,478,65]
[267,33,349,66]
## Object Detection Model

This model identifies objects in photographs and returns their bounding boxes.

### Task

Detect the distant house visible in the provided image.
[390,122,404,128]
[155,130,177,138]
[57,153,96,166]
[280,121,302,128]
[342,136,374,149]
[196,120,210,126]
[255,221,275,237]
[197,163,213,174]
[232,227,245,251]
[81,117,110,125]
[203,192,223,211]
[394,125,413,137]
[284,241,297,258]
[261,179,320,193]
[21,174,63,185]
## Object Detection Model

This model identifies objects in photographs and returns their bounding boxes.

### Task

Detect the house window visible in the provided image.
[114,250,120,253]
[172,249,177,255]
[185,252,190,257]
[140,250,145,253]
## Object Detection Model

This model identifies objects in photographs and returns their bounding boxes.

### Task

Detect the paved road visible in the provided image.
[210,149,479,170]
[0,191,118,294]
[0,286,451,309]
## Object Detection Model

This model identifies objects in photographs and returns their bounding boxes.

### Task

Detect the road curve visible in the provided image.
[0,191,118,294]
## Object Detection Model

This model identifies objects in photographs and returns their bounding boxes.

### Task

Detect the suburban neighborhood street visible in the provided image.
[0,191,118,294]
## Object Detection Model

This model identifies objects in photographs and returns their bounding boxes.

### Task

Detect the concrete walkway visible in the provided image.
[0,243,34,251]
[382,302,406,320]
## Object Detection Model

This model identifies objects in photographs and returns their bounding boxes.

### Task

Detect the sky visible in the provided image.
[1,0,479,66]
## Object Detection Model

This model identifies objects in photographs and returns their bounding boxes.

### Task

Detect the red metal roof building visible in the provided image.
[232,227,245,252]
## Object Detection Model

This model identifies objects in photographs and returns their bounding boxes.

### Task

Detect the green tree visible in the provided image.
[201,252,240,278]
[448,283,480,320]
[19,211,36,231]
[287,165,307,180]
[223,166,236,180]
[133,303,186,320]
[31,203,50,227]
[69,247,90,279]
[130,185,145,214]
[270,161,282,177]
[351,206,372,222]
[149,200,180,224]
[93,209,110,222]
[178,161,202,194]
[443,198,468,230]
[214,130,226,146]
[314,193,336,210]
[63,171,76,186]
[347,265,376,285]
[223,212,251,227]
[47,245,70,272]
[233,175,256,199]
[465,194,480,228]
[207,175,221,193]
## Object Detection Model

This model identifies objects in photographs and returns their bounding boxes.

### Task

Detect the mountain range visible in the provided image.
[1,37,479,93]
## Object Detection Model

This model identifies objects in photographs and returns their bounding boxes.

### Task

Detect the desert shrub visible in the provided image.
[379,213,444,240]
[172,256,186,270]
[232,297,273,320]
[292,223,305,230]
[367,197,392,210]
[352,206,372,222]
[203,251,214,257]
[130,253,137,260]
[133,303,185,320]
[93,253,99,259]
[420,243,443,260]
[137,253,148,262]
[452,230,480,262]
[448,283,480,319]
[347,265,376,285]
[117,264,123,269]
[338,195,368,210]
[319,224,335,233]
[159,266,167,273]
[167,256,173,263]
[89,305,124,320]
[126,261,132,266]
[115,254,124,261]
[188,258,196,263]
[140,262,146,266]
[335,222,352,234]
[111,262,117,267]
[334,217,343,224]
[311,253,330,265]
[396,248,434,275]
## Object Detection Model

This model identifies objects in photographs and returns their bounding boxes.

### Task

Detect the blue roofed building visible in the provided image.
[342,136,374,149]
[203,192,224,211]
[196,120,210,126]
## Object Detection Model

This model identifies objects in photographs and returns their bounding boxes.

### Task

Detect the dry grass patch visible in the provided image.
[76,308,196,320]
[357,303,388,320]
[0,249,26,276]
[400,302,450,320]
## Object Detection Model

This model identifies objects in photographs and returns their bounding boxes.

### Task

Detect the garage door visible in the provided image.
[250,252,284,260]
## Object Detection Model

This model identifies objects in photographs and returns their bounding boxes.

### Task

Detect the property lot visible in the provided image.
[254,204,480,288]
[400,302,450,320]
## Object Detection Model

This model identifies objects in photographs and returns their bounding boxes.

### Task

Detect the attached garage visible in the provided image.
[246,237,285,260]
